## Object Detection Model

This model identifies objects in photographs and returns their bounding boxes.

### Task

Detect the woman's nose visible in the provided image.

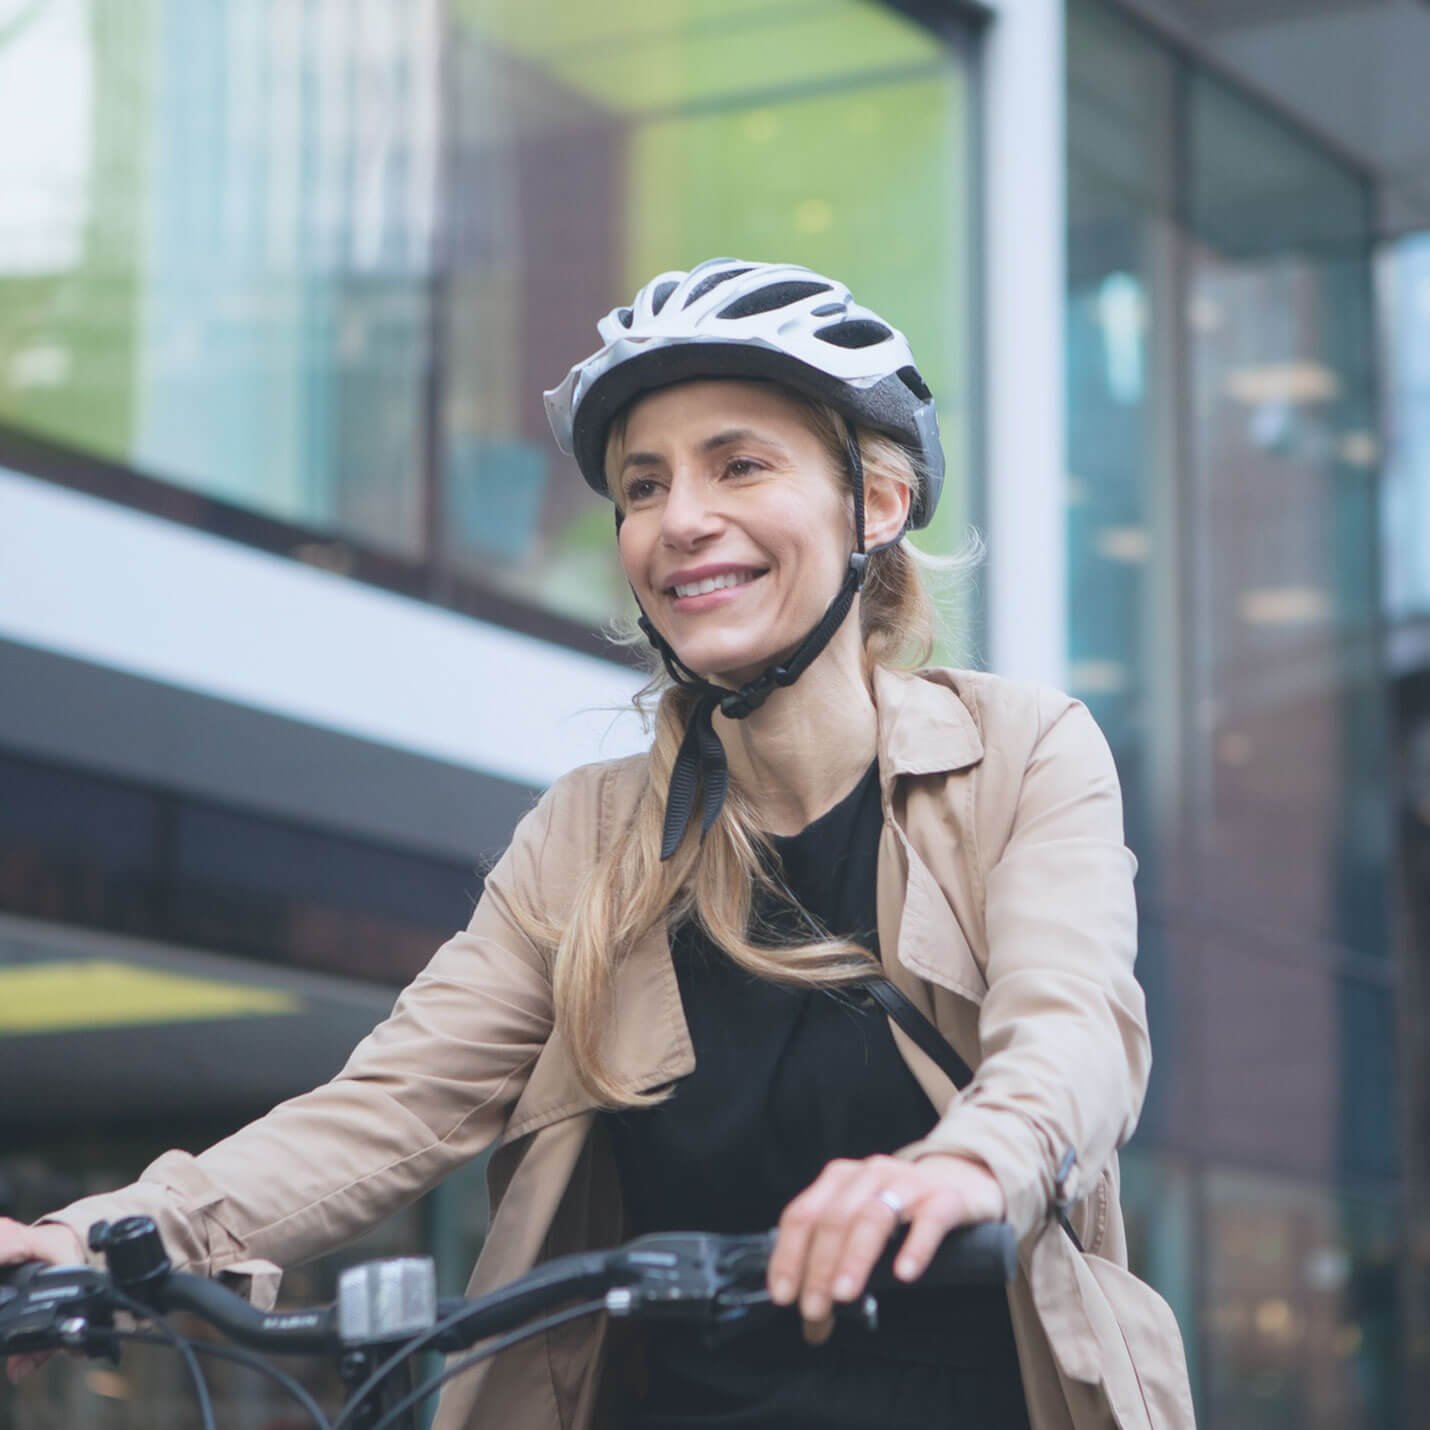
[660,473,722,546]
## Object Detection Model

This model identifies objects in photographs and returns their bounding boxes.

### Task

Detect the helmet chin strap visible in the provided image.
[616,428,904,861]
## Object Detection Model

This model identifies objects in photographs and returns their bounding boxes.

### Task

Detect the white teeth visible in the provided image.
[672,570,761,599]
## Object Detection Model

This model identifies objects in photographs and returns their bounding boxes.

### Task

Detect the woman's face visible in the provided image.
[613,380,855,689]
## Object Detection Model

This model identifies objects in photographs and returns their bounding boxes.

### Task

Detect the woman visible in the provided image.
[2,260,1193,1428]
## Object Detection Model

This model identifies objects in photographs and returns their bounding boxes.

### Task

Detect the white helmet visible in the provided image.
[544,257,944,528]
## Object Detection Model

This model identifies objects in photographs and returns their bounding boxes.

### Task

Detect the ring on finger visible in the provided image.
[876,1187,907,1221]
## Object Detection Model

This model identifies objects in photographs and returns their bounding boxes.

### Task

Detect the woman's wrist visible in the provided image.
[27,1220,88,1264]
[913,1152,1008,1220]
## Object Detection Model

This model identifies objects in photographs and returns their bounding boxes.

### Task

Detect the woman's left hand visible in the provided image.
[766,1153,1007,1342]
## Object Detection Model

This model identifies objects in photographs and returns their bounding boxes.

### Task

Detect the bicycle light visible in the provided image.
[338,1258,437,1345]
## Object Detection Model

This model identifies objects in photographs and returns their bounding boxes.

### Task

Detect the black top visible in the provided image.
[602,759,1028,1429]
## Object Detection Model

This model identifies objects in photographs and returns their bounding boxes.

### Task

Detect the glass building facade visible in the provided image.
[0,0,977,640]
[1068,1,1401,1424]
[1384,228,1430,1420]
[0,3,980,1426]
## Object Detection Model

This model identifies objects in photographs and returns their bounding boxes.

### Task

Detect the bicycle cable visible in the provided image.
[111,1288,217,1430]
[327,1283,548,1430]
[365,1298,608,1430]
[118,1327,332,1429]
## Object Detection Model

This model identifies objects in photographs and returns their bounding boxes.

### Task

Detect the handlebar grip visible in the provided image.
[868,1221,1017,1289]
[158,1272,337,1352]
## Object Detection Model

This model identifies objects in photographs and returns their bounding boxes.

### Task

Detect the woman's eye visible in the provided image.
[625,477,660,502]
[725,458,761,478]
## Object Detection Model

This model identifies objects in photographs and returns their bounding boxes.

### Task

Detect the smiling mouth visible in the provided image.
[667,569,769,600]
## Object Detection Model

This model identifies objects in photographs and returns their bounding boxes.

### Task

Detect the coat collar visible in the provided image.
[871,665,984,785]
[501,666,984,1146]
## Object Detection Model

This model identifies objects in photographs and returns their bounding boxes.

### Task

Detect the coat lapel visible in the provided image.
[871,664,984,780]
[871,666,989,1005]
[506,667,988,1143]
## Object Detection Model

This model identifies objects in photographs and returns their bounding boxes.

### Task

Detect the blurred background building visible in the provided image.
[0,0,1426,1425]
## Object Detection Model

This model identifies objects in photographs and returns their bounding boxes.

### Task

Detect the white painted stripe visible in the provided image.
[0,467,649,787]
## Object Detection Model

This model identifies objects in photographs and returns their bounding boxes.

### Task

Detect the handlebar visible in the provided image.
[2,1216,1018,1429]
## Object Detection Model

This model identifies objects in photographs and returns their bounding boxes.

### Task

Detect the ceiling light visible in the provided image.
[1187,295,1223,332]
[1238,586,1332,626]
[1095,527,1151,563]
[1225,363,1341,406]
[1338,431,1379,468]
[1067,660,1128,694]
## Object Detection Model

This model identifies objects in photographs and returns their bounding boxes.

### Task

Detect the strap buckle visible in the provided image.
[1051,1147,1085,1252]
[1053,1146,1079,1213]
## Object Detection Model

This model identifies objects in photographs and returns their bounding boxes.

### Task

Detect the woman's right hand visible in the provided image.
[1,1218,87,1385]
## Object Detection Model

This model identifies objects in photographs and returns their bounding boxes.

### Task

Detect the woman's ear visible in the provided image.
[863,463,913,549]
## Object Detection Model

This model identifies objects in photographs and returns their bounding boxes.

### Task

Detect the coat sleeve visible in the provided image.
[900,689,1150,1241]
[39,769,588,1297]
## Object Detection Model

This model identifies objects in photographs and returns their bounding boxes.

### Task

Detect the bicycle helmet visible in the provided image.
[545,257,944,528]
[543,258,947,860]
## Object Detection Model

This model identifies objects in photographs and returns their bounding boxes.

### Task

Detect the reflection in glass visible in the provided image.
[0,750,474,988]
[0,0,976,640]
[0,0,442,558]
[1382,232,1430,622]
[1185,72,1386,960]
[1119,1149,1198,1404]
[1204,1171,1398,1430]
[1065,0,1178,866]
[1067,3,1398,1420]
[439,1,975,637]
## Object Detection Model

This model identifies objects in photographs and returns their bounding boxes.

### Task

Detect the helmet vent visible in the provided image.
[650,280,679,315]
[897,364,932,399]
[545,257,945,533]
[683,266,755,307]
[815,319,893,349]
[718,280,833,319]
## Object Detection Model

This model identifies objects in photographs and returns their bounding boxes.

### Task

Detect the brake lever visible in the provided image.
[0,1265,120,1364]
[604,1231,883,1347]
[711,1282,881,1339]
[706,1283,777,1344]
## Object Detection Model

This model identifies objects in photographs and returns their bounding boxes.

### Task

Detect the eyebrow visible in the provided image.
[620,428,789,473]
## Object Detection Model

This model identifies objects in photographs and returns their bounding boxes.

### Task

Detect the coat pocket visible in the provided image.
[1080,1255,1197,1429]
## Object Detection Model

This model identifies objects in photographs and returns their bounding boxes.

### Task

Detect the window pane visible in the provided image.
[1185,73,1387,959]
[439,0,976,634]
[0,0,977,640]
[0,0,440,558]
[1204,1170,1399,1430]
[1382,232,1430,623]
[1065,0,1178,864]
[1120,1148,1200,1409]
[1066,0,1390,962]
[1066,0,1188,1146]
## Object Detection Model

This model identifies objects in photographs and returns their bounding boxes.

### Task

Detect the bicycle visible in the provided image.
[1,1213,1016,1429]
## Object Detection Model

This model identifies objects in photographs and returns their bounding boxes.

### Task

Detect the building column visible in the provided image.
[980,0,1067,686]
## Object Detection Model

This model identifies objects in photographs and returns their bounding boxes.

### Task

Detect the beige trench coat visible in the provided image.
[48,665,1195,1428]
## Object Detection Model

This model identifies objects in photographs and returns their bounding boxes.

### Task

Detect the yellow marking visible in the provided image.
[0,960,299,1034]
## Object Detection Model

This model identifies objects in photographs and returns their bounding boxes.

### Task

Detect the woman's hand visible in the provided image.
[1,1217,87,1384]
[766,1153,1007,1343]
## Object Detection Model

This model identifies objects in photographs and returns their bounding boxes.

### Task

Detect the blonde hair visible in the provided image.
[512,385,977,1107]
